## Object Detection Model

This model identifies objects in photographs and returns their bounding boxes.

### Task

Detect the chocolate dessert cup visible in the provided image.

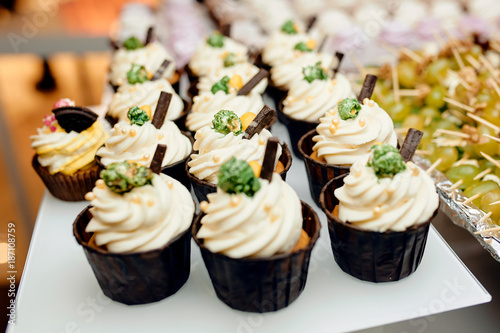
[298,129,350,206]
[192,201,320,312]
[186,142,293,203]
[319,175,438,283]
[73,205,192,305]
[32,156,102,201]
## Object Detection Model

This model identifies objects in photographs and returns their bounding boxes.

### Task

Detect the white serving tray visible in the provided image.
[7,120,491,333]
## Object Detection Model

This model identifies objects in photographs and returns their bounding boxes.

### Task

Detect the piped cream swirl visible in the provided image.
[335,157,439,232]
[312,100,397,165]
[197,173,302,258]
[85,173,194,253]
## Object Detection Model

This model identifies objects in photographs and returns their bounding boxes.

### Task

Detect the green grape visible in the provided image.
[480,189,500,222]
[479,159,497,171]
[469,45,482,59]
[455,85,468,101]
[420,106,440,120]
[424,59,449,85]
[462,145,480,159]
[477,89,497,109]
[429,147,458,172]
[473,124,498,157]
[420,128,434,145]
[402,114,424,131]
[464,181,500,207]
[387,102,411,122]
[378,92,396,111]
[425,85,447,109]
[483,106,500,127]
[420,141,436,156]
[397,61,418,88]
[494,166,500,177]
[432,119,459,132]
[445,165,480,190]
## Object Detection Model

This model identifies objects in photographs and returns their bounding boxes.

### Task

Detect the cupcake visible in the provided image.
[109,36,177,89]
[185,75,265,133]
[74,160,195,304]
[280,61,355,156]
[106,63,188,129]
[31,98,109,201]
[97,105,193,189]
[187,109,291,202]
[187,31,249,80]
[319,144,439,282]
[299,92,397,205]
[192,157,320,312]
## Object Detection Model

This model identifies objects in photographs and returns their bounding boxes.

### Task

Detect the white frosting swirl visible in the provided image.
[97,120,191,168]
[313,100,397,165]
[188,36,249,77]
[186,91,264,132]
[262,30,311,67]
[86,173,194,253]
[283,73,355,122]
[107,79,184,122]
[335,157,439,232]
[270,51,334,90]
[197,173,302,258]
[188,126,281,183]
[196,63,268,95]
[109,42,176,87]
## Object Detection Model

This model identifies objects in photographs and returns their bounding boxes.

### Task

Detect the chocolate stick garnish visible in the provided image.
[260,137,280,182]
[237,69,269,96]
[151,59,171,81]
[243,105,276,140]
[152,91,172,129]
[399,128,424,162]
[145,27,154,45]
[307,16,317,31]
[151,144,167,174]
[357,74,378,102]
[109,39,120,51]
[333,52,344,77]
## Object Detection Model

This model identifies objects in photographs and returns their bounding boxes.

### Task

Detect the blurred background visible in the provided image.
[0,0,158,330]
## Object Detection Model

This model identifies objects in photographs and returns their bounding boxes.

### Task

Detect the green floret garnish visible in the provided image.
[123,36,144,50]
[100,161,153,194]
[207,32,224,48]
[218,157,261,197]
[294,42,312,52]
[338,98,362,120]
[302,62,328,83]
[211,75,230,94]
[281,20,298,34]
[212,110,243,135]
[367,144,406,178]
[223,52,237,67]
[126,64,149,84]
[127,106,150,126]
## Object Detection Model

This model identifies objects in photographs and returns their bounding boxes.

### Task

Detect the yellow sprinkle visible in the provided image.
[306,95,313,103]
[263,204,272,212]
[240,112,256,131]
[363,98,370,105]
[230,196,241,207]
[271,213,280,222]
[329,125,337,134]
[213,154,221,163]
[358,118,366,127]
[373,206,382,215]
[368,100,375,107]
[140,105,152,118]
[147,199,154,207]
[248,160,262,177]
[328,109,336,115]
[130,129,137,137]
[84,192,96,201]
[114,124,120,130]
[96,179,105,188]
[350,109,356,115]
[229,74,243,90]
[121,128,127,134]
[259,137,266,145]
[220,51,229,59]
[200,201,209,213]
[332,118,339,126]
[306,39,316,49]
[167,180,174,189]
[158,133,164,140]
[143,154,150,161]
[131,194,142,204]
[146,70,153,80]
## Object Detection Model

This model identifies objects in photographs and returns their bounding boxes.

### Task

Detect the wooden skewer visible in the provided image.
[415,149,431,156]
[457,77,472,91]
[431,29,445,48]
[474,224,500,235]
[488,78,500,99]
[480,151,500,169]
[424,116,432,127]
[426,158,442,174]
[489,200,500,206]
[434,129,471,139]
[451,47,465,70]
[483,134,500,144]
[350,54,366,77]
[468,112,500,133]
[449,179,464,191]
[463,193,481,206]
[398,89,420,96]
[477,212,494,227]
[400,47,423,64]
[465,54,481,70]
[394,127,409,134]
[479,55,499,82]
[444,97,475,112]
[391,64,400,103]
[474,168,492,181]
[380,42,398,57]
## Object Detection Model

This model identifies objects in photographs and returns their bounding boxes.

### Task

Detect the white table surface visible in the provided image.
[7,120,491,333]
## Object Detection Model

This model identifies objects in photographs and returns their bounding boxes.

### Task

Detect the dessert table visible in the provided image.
[7,120,491,333]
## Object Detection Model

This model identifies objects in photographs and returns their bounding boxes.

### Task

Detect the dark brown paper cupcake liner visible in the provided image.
[265,84,288,115]
[298,129,350,206]
[319,175,438,283]
[192,201,321,312]
[32,155,102,201]
[277,97,319,158]
[186,142,293,203]
[105,99,191,133]
[73,205,192,305]
[184,63,200,87]
[96,132,194,190]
